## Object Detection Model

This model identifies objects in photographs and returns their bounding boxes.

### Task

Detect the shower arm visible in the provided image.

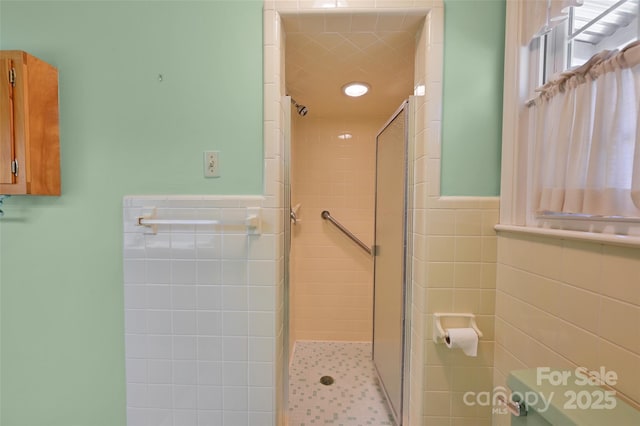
[288,96,309,116]
[321,210,372,256]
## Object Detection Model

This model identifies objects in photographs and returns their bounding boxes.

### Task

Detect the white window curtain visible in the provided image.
[529,41,640,218]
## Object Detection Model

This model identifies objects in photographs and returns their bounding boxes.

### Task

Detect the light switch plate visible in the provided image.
[204,151,220,178]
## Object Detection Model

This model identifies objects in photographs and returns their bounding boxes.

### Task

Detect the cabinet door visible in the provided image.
[0,57,16,185]
[0,50,59,195]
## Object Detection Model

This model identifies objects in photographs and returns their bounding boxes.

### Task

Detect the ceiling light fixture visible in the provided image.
[342,82,370,97]
[338,132,353,140]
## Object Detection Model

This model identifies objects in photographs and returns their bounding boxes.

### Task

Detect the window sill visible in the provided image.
[494,224,640,248]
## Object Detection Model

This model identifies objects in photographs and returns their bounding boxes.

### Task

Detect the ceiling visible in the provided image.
[282,12,426,119]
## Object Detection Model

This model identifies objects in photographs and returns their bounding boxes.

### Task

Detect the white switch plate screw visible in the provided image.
[204,151,220,178]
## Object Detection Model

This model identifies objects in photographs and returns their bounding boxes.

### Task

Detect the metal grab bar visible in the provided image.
[321,210,372,255]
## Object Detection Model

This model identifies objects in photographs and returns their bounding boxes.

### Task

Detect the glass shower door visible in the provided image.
[372,101,409,425]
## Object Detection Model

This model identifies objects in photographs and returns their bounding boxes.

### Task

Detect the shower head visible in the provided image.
[290,97,309,116]
[296,104,309,116]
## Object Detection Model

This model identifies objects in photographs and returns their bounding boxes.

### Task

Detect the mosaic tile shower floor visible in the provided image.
[288,341,396,426]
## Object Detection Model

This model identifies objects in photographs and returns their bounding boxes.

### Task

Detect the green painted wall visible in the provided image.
[0,1,263,425]
[441,0,505,196]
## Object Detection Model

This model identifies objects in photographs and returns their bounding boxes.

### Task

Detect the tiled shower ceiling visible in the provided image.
[283,12,425,119]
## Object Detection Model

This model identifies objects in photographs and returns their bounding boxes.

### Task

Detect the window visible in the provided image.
[500,0,640,238]
[543,0,639,82]
[570,0,639,67]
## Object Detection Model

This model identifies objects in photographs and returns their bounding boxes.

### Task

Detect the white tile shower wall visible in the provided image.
[123,195,277,426]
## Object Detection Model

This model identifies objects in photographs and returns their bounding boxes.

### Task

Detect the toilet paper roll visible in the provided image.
[445,328,478,357]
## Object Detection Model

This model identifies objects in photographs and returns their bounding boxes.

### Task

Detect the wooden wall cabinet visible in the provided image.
[0,50,60,195]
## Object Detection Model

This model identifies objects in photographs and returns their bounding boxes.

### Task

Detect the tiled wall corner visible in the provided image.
[264,5,286,425]
[408,4,498,426]
[412,3,500,425]
[417,199,499,426]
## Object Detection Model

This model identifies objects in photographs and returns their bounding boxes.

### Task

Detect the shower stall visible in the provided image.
[283,97,413,425]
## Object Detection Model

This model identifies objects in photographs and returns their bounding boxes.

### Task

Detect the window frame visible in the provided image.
[542,20,570,84]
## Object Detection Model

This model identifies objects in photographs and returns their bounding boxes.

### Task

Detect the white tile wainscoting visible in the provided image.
[122,195,279,426]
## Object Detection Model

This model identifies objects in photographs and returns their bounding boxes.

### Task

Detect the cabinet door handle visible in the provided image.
[11,159,18,176]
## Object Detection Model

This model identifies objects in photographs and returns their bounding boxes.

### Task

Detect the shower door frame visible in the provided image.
[371,99,414,426]
[282,95,292,416]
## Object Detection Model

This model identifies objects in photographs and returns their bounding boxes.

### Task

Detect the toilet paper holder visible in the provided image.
[433,313,483,343]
